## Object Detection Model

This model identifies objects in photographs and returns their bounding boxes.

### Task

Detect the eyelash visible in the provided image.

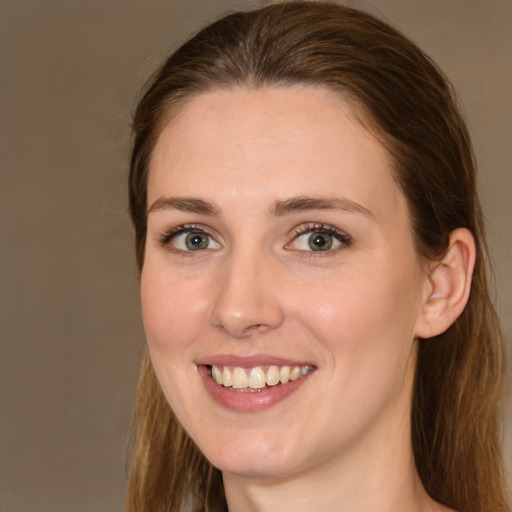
[158,223,352,256]
[289,223,353,256]
[159,224,215,255]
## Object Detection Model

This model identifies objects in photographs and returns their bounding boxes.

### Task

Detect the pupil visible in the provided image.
[186,233,207,250]
[309,233,332,251]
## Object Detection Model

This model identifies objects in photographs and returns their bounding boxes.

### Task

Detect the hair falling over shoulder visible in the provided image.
[126,353,226,512]
[126,3,510,511]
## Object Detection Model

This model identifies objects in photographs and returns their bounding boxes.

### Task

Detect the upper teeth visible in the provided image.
[210,364,313,390]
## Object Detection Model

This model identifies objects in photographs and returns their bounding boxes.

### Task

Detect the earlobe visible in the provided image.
[415,228,476,339]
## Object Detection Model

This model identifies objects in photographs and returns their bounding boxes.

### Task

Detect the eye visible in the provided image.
[160,226,221,252]
[287,224,351,253]
[294,231,339,252]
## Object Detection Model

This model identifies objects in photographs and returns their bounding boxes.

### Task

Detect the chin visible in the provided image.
[198,427,308,480]
[212,454,298,481]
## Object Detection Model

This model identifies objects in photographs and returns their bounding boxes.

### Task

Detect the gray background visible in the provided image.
[1,1,510,511]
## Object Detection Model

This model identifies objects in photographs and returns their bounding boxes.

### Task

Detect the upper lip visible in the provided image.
[195,354,315,368]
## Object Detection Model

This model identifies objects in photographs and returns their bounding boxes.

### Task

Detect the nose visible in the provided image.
[208,249,285,339]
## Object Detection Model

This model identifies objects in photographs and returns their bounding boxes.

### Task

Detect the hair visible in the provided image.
[127,2,509,511]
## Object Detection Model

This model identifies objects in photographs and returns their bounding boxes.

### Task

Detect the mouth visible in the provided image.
[208,364,315,392]
[197,358,316,412]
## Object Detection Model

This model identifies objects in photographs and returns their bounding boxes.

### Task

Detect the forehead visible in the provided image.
[147,87,405,220]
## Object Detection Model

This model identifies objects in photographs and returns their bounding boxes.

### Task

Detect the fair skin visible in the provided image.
[142,87,472,512]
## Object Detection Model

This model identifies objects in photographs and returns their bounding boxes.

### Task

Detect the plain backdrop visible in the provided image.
[1,1,510,511]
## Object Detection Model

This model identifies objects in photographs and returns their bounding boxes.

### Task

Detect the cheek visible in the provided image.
[140,268,211,429]
[140,268,208,354]
[297,269,421,422]
[293,262,422,366]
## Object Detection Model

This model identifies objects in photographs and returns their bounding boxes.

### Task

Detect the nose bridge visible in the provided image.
[209,243,285,338]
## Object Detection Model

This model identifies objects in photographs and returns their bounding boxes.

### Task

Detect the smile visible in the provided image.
[208,364,314,391]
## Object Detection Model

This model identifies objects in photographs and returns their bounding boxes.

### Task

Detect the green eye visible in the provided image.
[308,233,333,251]
[168,230,220,252]
[185,232,209,250]
[289,225,350,254]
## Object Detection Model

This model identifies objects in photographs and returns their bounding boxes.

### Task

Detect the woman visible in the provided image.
[127,2,509,511]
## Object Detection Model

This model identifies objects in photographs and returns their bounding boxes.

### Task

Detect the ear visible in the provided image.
[415,228,476,339]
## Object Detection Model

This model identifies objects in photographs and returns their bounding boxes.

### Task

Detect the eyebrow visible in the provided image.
[272,196,374,218]
[148,196,220,216]
[147,195,374,218]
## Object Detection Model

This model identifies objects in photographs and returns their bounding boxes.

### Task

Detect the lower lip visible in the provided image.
[197,365,312,412]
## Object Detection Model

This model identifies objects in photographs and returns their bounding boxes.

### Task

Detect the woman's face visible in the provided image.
[142,87,430,480]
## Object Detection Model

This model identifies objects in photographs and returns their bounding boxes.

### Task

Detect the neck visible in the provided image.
[224,458,440,512]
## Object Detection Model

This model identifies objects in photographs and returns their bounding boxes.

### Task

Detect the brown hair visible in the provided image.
[127,3,508,511]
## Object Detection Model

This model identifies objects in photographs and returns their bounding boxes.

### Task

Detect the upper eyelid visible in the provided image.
[162,223,215,236]
[161,223,347,235]
[292,223,351,238]
[160,224,218,245]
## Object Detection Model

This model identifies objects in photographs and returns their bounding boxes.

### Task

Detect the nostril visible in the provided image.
[208,268,286,338]
[213,321,269,338]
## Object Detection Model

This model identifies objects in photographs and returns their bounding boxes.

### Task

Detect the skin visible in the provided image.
[141,87,455,512]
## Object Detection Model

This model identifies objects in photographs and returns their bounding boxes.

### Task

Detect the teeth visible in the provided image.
[212,365,223,385]
[222,367,232,387]
[266,365,280,386]
[232,367,249,389]
[248,367,266,389]
[279,365,290,384]
[210,364,313,390]
[290,366,301,381]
